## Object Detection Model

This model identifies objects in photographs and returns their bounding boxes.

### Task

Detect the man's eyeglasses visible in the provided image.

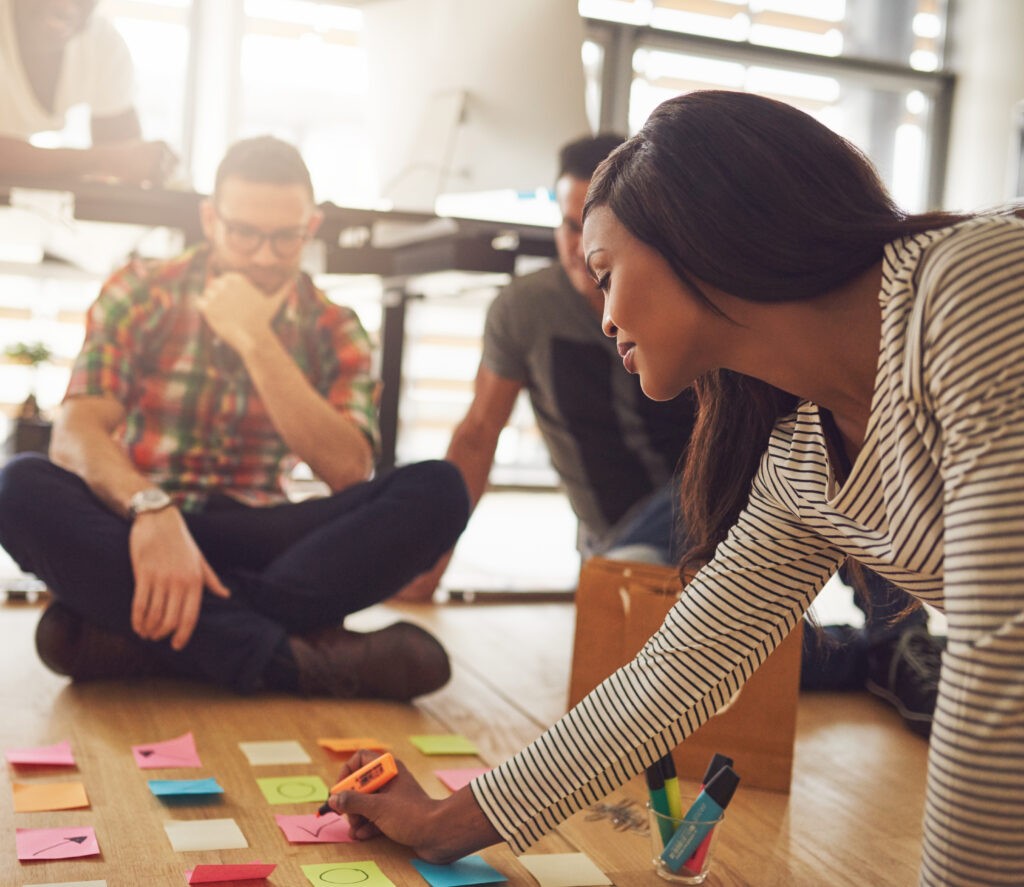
[214,210,310,259]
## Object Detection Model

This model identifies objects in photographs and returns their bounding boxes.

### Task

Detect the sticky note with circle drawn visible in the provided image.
[257,775,329,805]
[302,860,394,887]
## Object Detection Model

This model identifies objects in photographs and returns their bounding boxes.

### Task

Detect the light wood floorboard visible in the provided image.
[1,599,928,886]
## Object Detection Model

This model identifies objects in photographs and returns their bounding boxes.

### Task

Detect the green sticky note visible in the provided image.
[256,775,328,805]
[302,860,394,887]
[409,734,479,755]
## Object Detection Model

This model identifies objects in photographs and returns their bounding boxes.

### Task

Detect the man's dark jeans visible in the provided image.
[0,454,469,693]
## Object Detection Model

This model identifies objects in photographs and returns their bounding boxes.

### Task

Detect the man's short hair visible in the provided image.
[557,133,626,182]
[213,136,315,201]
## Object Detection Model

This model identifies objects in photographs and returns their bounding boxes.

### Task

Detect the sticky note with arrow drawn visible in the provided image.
[15,826,99,860]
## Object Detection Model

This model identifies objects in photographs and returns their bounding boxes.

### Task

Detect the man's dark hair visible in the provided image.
[557,133,626,182]
[213,135,314,201]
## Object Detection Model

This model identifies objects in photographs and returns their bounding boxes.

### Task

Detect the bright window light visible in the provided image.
[245,0,363,31]
[578,0,652,26]
[749,23,843,55]
[910,49,938,71]
[750,0,844,20]
[649,9,750,41]
[906,90,927,115]
[893,122,925,210]
[913,12,942,39]
[745,66,841,104]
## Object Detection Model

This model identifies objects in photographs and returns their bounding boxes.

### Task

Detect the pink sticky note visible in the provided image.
[5,739,75,767]
[16,826,99,860]
[435,766,491,792]
[132,732,201,769]
[273,812,353,843]
[186,862,276,883]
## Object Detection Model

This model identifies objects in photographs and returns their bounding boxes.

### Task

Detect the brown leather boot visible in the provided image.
[34,602,168,682]
[288,622,451,701]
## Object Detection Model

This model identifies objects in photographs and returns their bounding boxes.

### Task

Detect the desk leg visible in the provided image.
[376,284,411,474]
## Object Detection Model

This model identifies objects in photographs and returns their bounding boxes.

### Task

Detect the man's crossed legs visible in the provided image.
[0,454,470,700]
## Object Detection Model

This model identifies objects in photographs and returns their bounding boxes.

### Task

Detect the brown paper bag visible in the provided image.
[568,556,801,792]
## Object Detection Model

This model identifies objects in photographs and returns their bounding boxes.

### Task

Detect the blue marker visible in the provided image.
[660,765,740,872]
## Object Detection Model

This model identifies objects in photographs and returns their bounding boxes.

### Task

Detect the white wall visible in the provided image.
[944,0,1024,210]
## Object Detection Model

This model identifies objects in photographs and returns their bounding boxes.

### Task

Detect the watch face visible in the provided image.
[131,488,172,516]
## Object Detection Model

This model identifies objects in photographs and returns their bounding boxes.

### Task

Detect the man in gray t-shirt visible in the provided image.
[396,135,696,602]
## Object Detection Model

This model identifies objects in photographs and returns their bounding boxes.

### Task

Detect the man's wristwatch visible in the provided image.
[128,487,173,520]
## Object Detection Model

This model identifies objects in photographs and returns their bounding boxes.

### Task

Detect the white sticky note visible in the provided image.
[519,853,612,887]
[26,882,108,887]
[164,818,248,852]
[238,740,310,766]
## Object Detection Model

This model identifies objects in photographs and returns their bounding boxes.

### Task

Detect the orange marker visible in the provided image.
[317,752,397,817]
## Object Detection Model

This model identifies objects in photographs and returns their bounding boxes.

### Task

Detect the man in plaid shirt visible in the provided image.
[0,136,469,700]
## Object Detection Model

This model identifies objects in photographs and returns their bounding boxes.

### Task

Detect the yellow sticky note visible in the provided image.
[13,781,89,813]
[318,738,391,754]
[257,775,329,805]
[410,734,478,755]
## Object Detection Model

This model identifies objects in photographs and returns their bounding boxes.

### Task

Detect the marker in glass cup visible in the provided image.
[660,765,740,873]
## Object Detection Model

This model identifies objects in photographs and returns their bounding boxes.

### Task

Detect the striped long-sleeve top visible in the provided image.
[471,215,1024,886]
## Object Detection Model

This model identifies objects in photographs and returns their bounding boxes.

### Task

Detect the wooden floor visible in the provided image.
[0,597,930,886]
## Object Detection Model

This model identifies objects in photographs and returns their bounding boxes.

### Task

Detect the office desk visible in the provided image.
[0,177,557,469]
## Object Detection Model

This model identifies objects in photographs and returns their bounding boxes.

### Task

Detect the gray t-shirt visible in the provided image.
[482,263,695,542]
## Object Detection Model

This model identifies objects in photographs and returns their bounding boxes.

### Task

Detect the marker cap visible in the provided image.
[701,753,734,786]
[645,766,666,791]
[703,765,740,810]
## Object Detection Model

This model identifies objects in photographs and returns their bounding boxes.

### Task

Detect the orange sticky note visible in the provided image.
[13,781,89,813]
[317,737,391,754]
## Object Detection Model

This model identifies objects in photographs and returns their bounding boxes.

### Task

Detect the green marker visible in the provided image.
[645,761,674,843]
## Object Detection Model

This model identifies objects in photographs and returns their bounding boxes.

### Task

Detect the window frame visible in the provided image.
[583,16,954,209]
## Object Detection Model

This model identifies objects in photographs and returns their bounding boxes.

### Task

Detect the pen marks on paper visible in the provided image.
[586,799,649,836]
[312,865,371,884]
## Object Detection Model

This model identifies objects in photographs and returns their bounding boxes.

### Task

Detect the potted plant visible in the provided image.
[4,340,54,455]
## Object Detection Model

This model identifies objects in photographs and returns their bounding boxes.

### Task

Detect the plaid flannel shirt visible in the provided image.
[65,245,379,511]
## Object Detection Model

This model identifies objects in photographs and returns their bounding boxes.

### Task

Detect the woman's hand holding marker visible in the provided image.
[324,748,502,865]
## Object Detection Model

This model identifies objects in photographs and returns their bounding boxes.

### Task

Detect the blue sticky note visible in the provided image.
[411,855,507,887]
[148,777,224,797]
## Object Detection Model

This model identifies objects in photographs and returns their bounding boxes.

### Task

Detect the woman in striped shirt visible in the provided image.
[329,91,1024,886]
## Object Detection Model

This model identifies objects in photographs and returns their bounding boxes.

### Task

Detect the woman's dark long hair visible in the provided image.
[584,90,969,579]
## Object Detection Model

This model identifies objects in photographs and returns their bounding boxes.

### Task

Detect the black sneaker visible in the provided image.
[865,624,946,737]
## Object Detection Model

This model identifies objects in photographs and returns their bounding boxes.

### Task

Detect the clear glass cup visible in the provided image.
[648,803,724,884]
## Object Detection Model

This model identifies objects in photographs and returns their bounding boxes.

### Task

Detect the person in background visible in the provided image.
[396,134,697,596]
[0,136,469,701]
[0,0,176,184]
[397,134,946,738]
[326,91,1024,885]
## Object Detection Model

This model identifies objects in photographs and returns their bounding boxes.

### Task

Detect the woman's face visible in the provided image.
[583,206,725,401]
